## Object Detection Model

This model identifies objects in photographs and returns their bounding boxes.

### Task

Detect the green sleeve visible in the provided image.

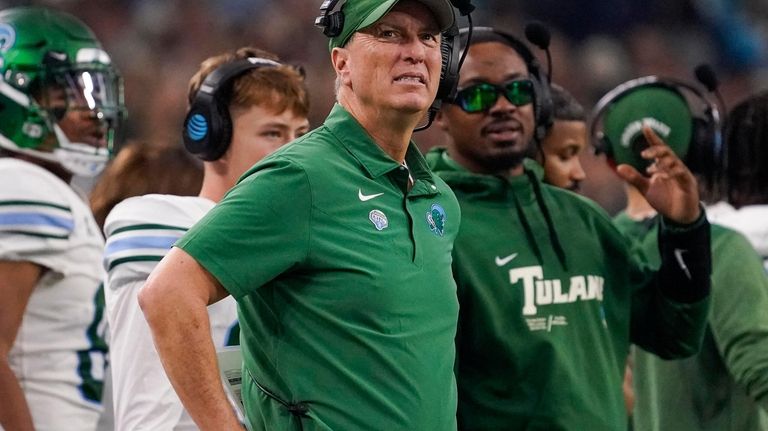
[710,227,768,410]
[176,156,311,299]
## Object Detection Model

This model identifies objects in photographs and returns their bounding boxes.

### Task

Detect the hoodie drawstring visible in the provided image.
[526,169,569,271]
[511,185,544,265]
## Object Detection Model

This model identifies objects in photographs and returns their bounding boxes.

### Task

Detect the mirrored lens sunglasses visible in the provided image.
[453,79,535,113]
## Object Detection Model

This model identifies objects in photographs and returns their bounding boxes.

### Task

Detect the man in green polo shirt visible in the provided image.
[138,1,463,430]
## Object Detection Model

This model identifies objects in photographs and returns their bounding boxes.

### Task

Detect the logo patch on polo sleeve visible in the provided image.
[426,203,446,236]
[0,24,16,52]
[369,209,388,231]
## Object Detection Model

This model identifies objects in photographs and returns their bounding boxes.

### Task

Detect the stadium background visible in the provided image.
[4,0,766,213]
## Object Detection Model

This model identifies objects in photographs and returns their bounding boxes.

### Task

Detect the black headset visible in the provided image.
[457,26,554,141]
[590,76,722,176]
[182,57,282,161]
[315,0,345,38]
[315,0,475,130]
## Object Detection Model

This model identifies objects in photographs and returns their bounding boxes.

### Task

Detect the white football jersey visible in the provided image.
[0,158,106,431]
[707,201,768,272]
[103,194,239,431]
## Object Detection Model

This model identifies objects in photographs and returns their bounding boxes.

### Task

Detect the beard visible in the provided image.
[476,138,533,172]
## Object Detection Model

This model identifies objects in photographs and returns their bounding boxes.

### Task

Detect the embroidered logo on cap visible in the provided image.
[426,203,446,236]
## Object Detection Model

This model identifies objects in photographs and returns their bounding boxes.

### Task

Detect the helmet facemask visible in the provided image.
[0,7,126,177]
[37,61,125,177]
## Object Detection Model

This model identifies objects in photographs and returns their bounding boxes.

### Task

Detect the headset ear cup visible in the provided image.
[315,0,344,37]
[688,116,725,198]
[324,11,344,37]
[436,26,460,104]
[598,137,612,158]
[599,136,621,170]
[183,57,281,161]
[183,104,212,158]
[688,116,717,177]
[207,98,233,161]
[588,86,624,170]
[531,76,553,141]
[182,91,231,162]
[538,82,554,134]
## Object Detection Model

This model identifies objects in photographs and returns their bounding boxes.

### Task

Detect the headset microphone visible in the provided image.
[524,21,552,85]
[694,63,727,117]
[451,0,476,15]
[694,64,718,92]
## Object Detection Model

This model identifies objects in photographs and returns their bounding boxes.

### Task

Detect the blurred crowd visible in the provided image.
[2,2,768,430]
[4,0,766,212]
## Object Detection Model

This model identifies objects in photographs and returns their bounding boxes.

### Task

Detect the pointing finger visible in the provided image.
[616,163,649,193]
[642,125,665,148]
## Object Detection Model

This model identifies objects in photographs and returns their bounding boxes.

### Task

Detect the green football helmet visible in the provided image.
[0,6,125,176]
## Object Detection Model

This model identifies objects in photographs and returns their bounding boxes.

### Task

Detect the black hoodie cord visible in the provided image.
[526,169,569,271]
[510,180,544,264]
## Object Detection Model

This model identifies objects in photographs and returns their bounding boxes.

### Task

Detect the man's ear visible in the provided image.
[331,47,351,87]
[435,108,450,132]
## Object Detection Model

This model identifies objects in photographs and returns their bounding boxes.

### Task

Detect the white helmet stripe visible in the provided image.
[0,78,31,107]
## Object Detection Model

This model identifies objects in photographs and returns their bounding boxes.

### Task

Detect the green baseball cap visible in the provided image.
[328,0,456,51]
[602,86,693,171]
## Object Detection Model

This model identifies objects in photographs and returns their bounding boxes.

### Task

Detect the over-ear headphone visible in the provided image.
[457,26,554,141]
[315,0,475,130]
[590,76,722,176]
[183,57,282,161]
[315,0,345,38]
[437,21,461,108]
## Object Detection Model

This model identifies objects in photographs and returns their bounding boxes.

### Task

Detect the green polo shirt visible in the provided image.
[177,104,461,430]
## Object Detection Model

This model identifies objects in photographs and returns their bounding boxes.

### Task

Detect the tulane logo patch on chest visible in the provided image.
[426,203,446,237]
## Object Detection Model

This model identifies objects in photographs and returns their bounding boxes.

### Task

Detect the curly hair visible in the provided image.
[721,91,768,207]
[89,141,203,230]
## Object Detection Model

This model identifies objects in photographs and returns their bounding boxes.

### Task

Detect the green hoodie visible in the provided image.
[427,148,711,431]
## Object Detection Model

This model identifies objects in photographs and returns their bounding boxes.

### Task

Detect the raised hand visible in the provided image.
[615,125,701,224]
